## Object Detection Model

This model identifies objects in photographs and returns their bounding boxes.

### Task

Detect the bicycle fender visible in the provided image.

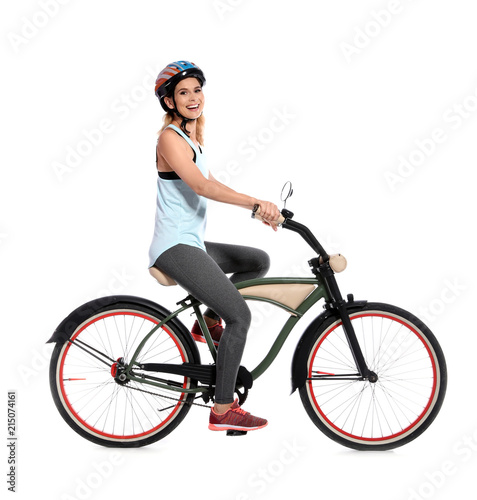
[47,294,201,363]
[290,300,367,394]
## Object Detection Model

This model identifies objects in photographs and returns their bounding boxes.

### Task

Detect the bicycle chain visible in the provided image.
[125,378,249,409]
[126,383,213,410]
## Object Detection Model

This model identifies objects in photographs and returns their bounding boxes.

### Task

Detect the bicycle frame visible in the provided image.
[125,276,330,394]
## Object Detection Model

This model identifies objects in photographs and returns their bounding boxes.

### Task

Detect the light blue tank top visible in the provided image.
[148,124,208,267]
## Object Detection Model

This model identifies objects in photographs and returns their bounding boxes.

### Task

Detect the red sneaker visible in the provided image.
[191,318,223,346]
[209,399,268,432]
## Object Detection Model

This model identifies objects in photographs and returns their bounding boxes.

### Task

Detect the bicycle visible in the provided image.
[47,182,447,451]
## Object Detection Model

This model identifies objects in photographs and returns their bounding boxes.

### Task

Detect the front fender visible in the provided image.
[47,294,201,363]
[290,300,367,394]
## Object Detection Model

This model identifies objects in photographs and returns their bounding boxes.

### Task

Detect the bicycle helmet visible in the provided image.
[155,61,206,136]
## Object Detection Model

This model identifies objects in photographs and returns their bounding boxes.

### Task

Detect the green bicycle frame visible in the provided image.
[125,276,330,394]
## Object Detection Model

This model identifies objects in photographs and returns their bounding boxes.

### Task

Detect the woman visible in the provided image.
[149,61,280,432]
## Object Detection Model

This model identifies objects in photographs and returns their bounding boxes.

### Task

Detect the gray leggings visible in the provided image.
[154,242,270,404]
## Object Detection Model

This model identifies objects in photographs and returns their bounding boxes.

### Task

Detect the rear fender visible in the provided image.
[47,294,200,363]
[290,300,367,394]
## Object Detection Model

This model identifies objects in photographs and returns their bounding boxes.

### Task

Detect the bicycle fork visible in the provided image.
[320,264,377,383]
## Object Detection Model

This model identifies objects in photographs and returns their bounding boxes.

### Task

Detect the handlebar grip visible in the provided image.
[252,207,285,225]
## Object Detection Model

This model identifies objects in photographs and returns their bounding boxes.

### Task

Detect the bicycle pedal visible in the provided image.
[226,430,248,437]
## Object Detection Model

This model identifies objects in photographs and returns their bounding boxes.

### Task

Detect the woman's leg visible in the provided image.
[204,241,270,284]
[202,242,270,320]
[155,244,252,404]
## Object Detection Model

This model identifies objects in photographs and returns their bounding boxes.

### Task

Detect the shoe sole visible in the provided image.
[208,422,268,432]
[191,333,219,346]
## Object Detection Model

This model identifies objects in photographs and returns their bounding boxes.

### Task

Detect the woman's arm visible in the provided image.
[208,172,280,230]
[159,130,280,224]
[207,171,256,209]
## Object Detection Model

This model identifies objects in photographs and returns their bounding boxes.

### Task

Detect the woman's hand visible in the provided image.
[257,200,281,232]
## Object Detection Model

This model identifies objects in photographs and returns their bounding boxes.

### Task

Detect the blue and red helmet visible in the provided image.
[155,61,206,113]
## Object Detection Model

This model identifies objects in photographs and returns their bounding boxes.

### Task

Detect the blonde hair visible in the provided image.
[158,111,205,146]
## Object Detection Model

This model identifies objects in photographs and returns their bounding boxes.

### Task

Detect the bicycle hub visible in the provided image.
[367,371,378,383]
[111,357,129,385]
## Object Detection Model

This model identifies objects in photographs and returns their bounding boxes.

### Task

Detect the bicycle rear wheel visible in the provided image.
[49,301,198,447]
[299,302,447,450]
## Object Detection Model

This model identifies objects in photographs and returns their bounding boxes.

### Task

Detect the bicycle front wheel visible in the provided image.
[49,301,198,447]
[299,302,447,450]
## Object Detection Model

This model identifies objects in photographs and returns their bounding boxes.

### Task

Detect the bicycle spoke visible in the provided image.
[125,317,146,361]
[92,383,123,432]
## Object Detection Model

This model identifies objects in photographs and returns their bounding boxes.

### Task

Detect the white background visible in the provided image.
[2,1,476,499]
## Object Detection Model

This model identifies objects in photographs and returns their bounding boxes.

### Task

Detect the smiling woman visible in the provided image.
[148,60,281,432]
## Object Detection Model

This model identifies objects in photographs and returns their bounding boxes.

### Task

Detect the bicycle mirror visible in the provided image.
[281,181,293,209]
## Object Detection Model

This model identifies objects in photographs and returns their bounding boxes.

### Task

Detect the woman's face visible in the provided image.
[165,77,204,119]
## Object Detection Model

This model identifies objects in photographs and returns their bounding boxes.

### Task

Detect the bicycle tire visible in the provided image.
[49,300,199,447]
[298,302,447,451]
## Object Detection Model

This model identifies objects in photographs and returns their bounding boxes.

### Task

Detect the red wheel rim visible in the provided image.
[307,312,438,443]
[58,311,188,441]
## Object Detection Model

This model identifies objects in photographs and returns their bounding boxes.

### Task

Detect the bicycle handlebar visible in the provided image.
[282,219,330,261]
[252,207,329,261]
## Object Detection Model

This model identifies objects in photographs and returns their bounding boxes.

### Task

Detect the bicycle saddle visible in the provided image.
[149,266,177,286]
